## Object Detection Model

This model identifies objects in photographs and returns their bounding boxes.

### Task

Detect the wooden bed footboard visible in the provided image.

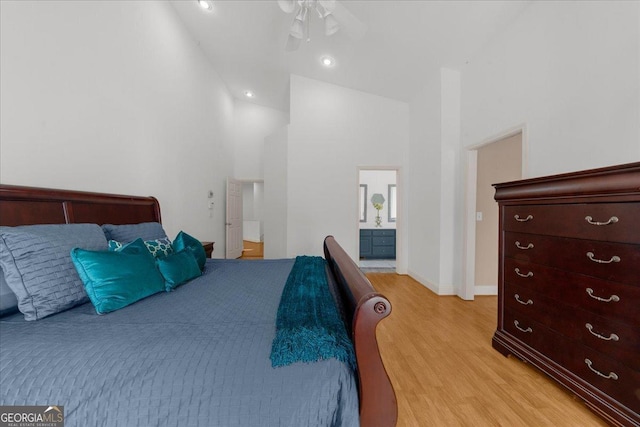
[324,236,397,427]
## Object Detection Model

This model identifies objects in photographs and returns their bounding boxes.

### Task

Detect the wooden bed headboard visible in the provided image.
[0,184,397,427]
[0,184,161,227]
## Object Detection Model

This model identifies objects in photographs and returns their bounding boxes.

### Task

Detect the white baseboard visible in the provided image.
[407,270,456,295]
[475,285,498,295]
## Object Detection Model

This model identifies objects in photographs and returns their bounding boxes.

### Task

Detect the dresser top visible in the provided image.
[494,161,640,203]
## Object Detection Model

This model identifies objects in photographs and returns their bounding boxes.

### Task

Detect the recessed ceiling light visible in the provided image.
[321,56,335,67]
[244,90,255,98]
[198,0,213,11]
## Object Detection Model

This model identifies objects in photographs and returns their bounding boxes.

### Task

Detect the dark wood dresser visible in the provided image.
[492,162,640,426]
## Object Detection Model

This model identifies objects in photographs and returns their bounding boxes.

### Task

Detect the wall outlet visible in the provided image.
[476,212,483,221]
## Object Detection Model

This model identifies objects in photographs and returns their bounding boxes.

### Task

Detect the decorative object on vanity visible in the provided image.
[492,161,640,427]
[371,193,385,227]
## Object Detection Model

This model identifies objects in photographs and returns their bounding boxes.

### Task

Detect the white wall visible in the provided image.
[233,100,289,180]
[408,74,442,291]
[359,170,396,229]
[462,0,640,176]
[407,69,464,295]
[286,75,410,270]
[0,0,235,256]
[263,126,289,259]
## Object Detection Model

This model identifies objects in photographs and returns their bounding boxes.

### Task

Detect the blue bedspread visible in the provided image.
[0,259,359,427]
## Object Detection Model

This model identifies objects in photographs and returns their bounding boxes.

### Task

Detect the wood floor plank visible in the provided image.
[367,273,608,426]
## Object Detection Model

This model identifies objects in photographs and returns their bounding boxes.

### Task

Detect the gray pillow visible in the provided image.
[0,224,108,320]
[0,271,18,316]
[101,222,167,243]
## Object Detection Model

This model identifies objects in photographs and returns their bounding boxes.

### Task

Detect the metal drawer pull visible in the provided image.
[514,294,533,305]
[585,288,620,303]
[584,359,618,380]
[585,215,618,226]
[585,323,619,341]
[514,268,533,278]
[586,252,620,264]
[514,214,533,222]
[514,320,532,333]
[515,241,534,250]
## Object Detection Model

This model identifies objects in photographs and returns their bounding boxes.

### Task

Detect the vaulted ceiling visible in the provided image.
[170,1,532,111]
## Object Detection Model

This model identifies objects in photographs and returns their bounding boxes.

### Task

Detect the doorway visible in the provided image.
[463,128,524,299]
[241,180,264,259]
[358,169,399,273]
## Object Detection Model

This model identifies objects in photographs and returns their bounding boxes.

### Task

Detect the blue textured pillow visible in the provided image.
[101,222,167,243]
[156,249,202,291]
[0,224,108,320]
[70,238,165,315]
[173,231,206,271]
[109,237,173,258]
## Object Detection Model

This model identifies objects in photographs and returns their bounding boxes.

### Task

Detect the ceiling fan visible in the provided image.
[277,0,367,51]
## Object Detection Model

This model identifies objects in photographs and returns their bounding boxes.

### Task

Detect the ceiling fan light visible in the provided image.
[197,0,213,11]
[290,19,305,39]
[324,13,339,36]
[285,35,302,51]
[277,0,296,13]
[321,56,335,67]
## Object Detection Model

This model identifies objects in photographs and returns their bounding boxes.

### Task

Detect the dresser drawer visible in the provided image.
[504,203,640,243]
[503,308,564,365]
[504,258,640,325]
[561,342,640,414]
[372,245,395,257]
[505,232,640,286]
[505,282,639,372]
[505,308,640,416]
[372,229,396,237]
[575,308,640,372]
[503,282,564,333]
[372,236,394,246]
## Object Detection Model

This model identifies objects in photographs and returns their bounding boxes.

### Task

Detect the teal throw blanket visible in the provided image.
[270,256,356,370]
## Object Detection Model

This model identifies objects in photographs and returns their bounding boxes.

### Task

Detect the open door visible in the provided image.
[226,177,243,259]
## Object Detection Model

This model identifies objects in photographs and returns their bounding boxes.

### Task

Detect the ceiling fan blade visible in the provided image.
[277,0,297,14]
[332,1,367,40]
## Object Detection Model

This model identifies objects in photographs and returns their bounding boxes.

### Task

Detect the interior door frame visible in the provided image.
[356,166,404,274]
[462,124,528,300]
[225,177,244,259]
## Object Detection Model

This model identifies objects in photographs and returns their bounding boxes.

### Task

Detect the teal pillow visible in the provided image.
[70,239,165,314]
[108,237,173,258]
[156,249,202,291]
[173,231,206,271]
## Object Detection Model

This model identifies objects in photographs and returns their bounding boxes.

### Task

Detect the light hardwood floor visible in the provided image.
[367,273,607,427]
[241,240,264,259]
